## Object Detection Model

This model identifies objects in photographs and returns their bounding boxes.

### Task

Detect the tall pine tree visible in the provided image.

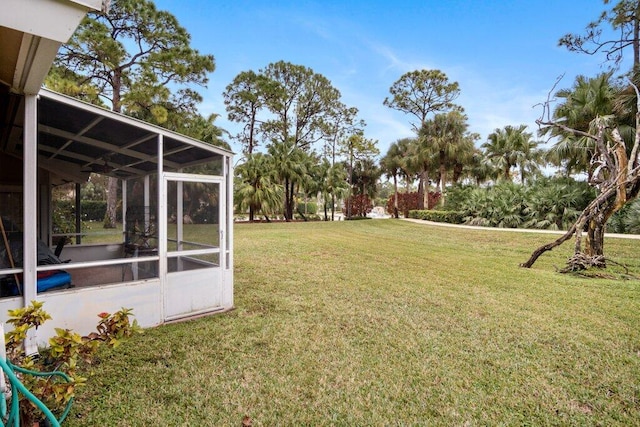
[50,0,216,228]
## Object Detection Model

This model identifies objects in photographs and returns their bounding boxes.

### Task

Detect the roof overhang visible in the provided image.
[2,88,232,184]
[0,0,105,95]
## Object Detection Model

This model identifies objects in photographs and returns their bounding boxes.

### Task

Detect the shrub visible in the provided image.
[344,195,373,218]
[622,199,640,233]
[409,210,464,224]
[386,192,418,217]
[427,191,442,209]
[81,200,107,221]
[53,200,108,234]
[443,178,594,230]
[458,182,527,228]
[52,200,76,235]
[442,185,475,212]
[608,198,640,234]
[296,202,317,215]
[386,191,441,217]
[5,301,141,425]
[523,177,592,230]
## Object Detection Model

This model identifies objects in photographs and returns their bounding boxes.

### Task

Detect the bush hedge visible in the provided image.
[408,209,464,224]
[443,179,594,230]
[54,200,107,222]
[82,200,108,221]
[385,191,441,217]
[296,202,318,215]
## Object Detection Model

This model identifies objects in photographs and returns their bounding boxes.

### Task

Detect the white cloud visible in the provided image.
[364,40,434,77]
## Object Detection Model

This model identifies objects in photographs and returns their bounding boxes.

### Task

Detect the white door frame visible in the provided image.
[161,172,226,320]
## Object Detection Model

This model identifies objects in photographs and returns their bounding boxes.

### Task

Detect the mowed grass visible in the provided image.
[67,220,640,426]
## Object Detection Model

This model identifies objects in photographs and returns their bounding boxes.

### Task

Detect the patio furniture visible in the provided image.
[0,217,72,296]
[123,206,158,280]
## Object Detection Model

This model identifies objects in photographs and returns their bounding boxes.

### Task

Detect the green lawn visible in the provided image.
[67,220,640,426]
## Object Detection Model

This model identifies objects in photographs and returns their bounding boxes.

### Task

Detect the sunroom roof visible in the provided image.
[2,88,232,183]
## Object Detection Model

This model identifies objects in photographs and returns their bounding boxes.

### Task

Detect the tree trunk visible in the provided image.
[284,180,294,221]
[417,170,428,210]
[286,179,291,221]
[519,223,577,268]
[331,194,335,221]
[416,178,424,210]
[104,72,122,230]
[521,183,629,269]
[438,152,446,207]
[585,218,606,259]
[523,83,640,271]
[393,174,399,218]
[347,153,354,218]
[248,110,257,154]
[438,151,446,192]
[452,162,463,183]
[104,176,118,229]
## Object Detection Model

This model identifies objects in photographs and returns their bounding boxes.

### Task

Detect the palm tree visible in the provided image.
[467,149,496,185]
[267,139,307,221]
[483,127,512,181]
[314,160,348,220]
[516,140,545,185]
[410,136,438,209]
[419,111,469,200]
[352,158,381,199]
[395,137,420,192]
[345,157,380,217]
[380,142,403,218]
[451,134,480,184]
[298,151,329,217]
[235,153,282,221]
[482,124,539,183]
[544,72,617,177]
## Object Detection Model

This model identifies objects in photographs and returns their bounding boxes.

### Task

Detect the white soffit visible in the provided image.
[0,0,102,94]
[12,35,60,95]
[0,0,99,43]
[70,0,107,12]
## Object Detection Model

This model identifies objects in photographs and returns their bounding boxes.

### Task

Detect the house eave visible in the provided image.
[0,0,102,95]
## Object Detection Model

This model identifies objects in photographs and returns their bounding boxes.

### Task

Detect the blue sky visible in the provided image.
[154,0,621,157]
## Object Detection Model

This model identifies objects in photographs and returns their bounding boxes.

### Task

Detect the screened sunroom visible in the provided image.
[0,88,234,349]
[0,0,234,352]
